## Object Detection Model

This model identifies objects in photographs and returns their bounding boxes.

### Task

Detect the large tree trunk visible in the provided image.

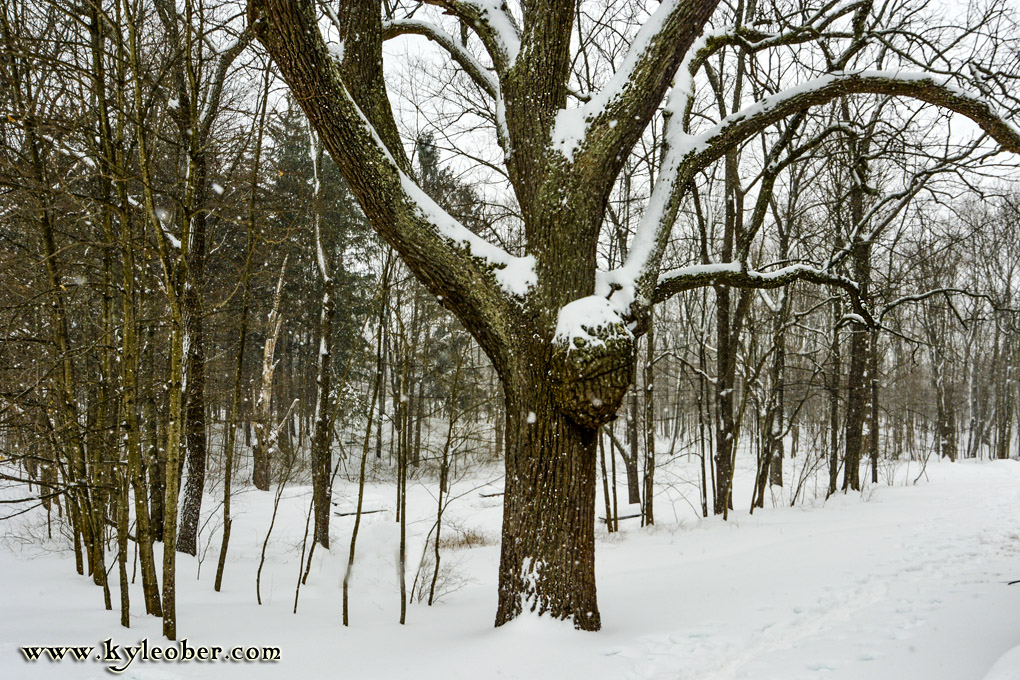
[493,313,634,631]
[496,379,601,630]
[242,0,1020,633]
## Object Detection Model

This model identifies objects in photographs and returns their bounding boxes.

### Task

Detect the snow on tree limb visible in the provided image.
[423,0,521,73]
[249,0,531,370]
[679,71,1020,179]
[654,262,876,326]
[382,19,499,99]
[551,0,719,175]
[596,70,1019,326]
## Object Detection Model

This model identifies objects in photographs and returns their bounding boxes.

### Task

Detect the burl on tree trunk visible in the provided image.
[496,328,633,629]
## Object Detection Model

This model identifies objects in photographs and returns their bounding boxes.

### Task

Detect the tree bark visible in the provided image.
[827,299,842,498]
[178,186,208,556]
[496,376,601,630]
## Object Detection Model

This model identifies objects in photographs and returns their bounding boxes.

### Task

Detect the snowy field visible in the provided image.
[2,456,1019,680]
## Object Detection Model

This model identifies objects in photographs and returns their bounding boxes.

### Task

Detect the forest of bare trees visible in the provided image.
[1,0,1019,644]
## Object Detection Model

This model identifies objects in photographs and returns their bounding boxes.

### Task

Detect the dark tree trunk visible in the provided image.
[827,299,841,498]
[496,378,601,630]
[642,314,655,526]
[869,329,881,480]
[840,138,871,493]
[842,323,868,492]
[713,286,751,516]
[178,179,208,556]
[310,275,336,548]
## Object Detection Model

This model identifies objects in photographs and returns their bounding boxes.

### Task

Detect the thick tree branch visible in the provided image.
[249,0,528,373]
[333,0,407,167]
[552,0,720,185]
[681,72,1020,181]
[601,71,1019,312]
[423,0,520,74]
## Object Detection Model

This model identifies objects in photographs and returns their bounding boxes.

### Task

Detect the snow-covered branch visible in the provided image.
[597,71,1019,319]
[382,18,499,99]
[422,0,520,73]
[550,0,719,165]
[653,262,876,326]
[679,71,1020,183]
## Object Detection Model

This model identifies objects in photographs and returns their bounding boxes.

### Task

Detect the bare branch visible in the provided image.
[383,18,498,99]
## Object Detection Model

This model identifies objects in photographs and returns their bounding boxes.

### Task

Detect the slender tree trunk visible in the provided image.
[310,254,336,548]
[827,299,841,498]
[115,464,130,628]
[625,392,641,505]
[178,194,208,556]
[252,261,287,491]
[841,141,871,493]
[714,287,751,516]
[599,432,614,533]
[145,319,165,543]
[642,314,655,526]
[843,323,868,492]
[215,262,252,590]
[869,329,881,479]
[117,200,162,616]
[342,302,385,626]
[127,3,187,637]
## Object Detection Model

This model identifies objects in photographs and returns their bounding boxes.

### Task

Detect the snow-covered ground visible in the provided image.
[1,457,1018,680]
